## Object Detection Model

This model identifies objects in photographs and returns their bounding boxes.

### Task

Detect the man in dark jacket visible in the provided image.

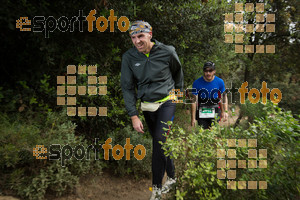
[121,21,183,200]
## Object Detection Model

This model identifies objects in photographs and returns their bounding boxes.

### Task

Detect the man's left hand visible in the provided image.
[221,112,228,122]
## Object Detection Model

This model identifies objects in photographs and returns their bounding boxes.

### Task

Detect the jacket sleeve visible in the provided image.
[121,54,139,117]
[169,48,184,91]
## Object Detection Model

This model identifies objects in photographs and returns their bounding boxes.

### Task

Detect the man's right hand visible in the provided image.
[191,119,197,127]
[131,115,144,133]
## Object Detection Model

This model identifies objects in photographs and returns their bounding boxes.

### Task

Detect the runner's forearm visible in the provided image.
[220,94,228,113]
[191,102,196,120]
[223,94,228,112]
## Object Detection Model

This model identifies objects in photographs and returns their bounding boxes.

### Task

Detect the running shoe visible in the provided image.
[161,177,176,194]
[150,185,162,200]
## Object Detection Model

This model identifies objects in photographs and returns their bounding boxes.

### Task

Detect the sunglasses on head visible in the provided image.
[204,69,214,73]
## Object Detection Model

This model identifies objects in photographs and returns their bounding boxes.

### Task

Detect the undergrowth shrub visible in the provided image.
[163,122,224,200]
[163,103,299,200]
[239,99,270,123]
[108,125,152,178]
[0,109,105,200]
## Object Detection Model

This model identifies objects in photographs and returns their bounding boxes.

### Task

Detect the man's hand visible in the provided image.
[221,112,228,122]
[191,119,197,127]
[131,115,144,133]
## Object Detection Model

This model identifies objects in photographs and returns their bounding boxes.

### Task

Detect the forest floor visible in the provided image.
[1,106,239,200]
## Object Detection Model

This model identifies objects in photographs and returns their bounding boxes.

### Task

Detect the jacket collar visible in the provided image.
[150,39,160,53]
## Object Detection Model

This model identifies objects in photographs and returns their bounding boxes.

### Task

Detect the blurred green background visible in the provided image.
[0,0,299,199]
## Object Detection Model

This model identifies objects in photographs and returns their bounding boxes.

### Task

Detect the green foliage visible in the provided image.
[0,110,104,200]
[163,103,299,199]
[162,123,224,200]
[108,125,152,178]
[0,0,299,198]
[21,165,79,200]
[269,81,300,117]
[223,103,299,200]
[239,99,271,124]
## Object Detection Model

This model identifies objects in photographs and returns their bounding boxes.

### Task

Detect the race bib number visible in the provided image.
[199,107,215,118]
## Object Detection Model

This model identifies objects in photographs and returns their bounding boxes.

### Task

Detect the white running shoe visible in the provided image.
[150,185,162,200]
[161,177,176,194]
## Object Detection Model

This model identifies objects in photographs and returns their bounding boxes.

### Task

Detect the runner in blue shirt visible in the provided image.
[191,62,228,129]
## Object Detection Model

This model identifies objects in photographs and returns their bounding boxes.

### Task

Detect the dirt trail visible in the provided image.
[0,170,153,200]
[48,170,152,200]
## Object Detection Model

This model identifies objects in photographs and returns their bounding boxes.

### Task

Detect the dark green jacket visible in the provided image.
[121,39,184,116]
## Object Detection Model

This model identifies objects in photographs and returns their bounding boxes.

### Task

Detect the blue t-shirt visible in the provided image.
[192,76,225,105]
